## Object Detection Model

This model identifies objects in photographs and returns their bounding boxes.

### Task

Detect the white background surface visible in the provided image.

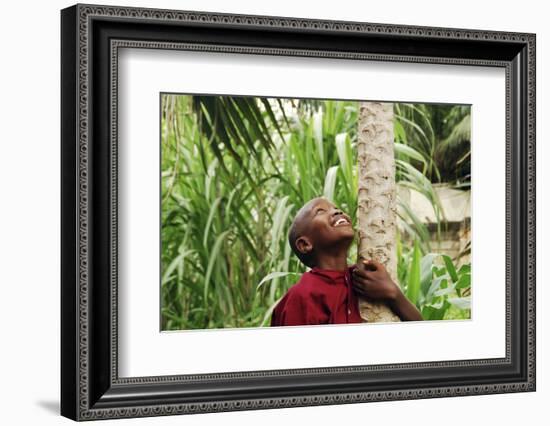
[0,0,546,424]
[119,49,505,377]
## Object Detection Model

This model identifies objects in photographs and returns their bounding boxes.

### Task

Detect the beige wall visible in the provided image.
[398,185,471,264]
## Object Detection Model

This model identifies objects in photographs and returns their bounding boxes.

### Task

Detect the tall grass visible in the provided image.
[161,95,471,330]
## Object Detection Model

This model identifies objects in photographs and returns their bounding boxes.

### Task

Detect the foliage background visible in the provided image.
[160,95,471,330]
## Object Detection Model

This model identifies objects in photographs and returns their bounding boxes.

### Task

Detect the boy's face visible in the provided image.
[294,197,354,259]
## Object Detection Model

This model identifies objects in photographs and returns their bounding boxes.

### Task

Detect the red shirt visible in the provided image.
[270,266,362,326]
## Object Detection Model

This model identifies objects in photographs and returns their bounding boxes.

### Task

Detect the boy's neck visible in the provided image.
[314,251,349,271]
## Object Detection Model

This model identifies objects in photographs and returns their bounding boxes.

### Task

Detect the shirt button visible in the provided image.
[348,309,351,315]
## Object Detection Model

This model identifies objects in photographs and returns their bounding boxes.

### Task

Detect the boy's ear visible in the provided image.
[295,236,313,255]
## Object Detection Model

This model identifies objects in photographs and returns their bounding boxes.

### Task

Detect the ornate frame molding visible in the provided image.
[61,4,536,421]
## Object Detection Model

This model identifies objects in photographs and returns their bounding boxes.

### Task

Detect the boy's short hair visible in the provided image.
[288,213,316,268]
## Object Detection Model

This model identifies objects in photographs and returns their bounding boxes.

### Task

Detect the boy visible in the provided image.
[270,197,422,326]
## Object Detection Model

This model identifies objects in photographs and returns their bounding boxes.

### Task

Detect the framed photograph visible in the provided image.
[61,3,536,421]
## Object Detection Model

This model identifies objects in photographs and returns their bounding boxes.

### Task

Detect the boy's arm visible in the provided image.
[388,291,423,321]
[352,260,423,321]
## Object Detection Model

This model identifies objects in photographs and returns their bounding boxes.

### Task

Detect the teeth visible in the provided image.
[335,218,348,226]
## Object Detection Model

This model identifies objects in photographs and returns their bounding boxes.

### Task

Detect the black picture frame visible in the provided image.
[61,3,536,421]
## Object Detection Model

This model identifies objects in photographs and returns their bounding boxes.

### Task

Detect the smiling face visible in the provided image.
[289,197,355,267]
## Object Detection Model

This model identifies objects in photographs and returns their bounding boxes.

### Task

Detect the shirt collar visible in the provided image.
[309,266,354,284]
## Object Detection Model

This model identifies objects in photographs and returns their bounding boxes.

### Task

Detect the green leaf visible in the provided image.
[203,196,222,247]
[394,120,407,144]
[270,196,293,261]
[433,266,447,277]
[397,199,431,251]
[455,273,471,290]
[203,230,231,302]
[406,239,421,305]
[458,264,471,275]
[425,276,448,302]
[434,286,455,297]
[335,133,352,184]
[161,252,185,285]
[394,143,427,168]
[421,300,451,321]
[260,295,285,327]
[313,109,324,167]
[420,253,438,296]
[260,98,286,143]
[257,271,300,290]
[323,166,339,202]
[442,254,459,282]
[395,114,431,147]
[448,297,471,310]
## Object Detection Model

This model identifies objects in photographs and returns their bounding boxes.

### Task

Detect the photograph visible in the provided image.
[160,94,472,331]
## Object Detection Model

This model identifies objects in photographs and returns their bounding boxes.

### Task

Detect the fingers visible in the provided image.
[353,281,376,298]
[352,274,374,294]
[352,281,368,295]
[361,259,389,276]
[353,267,370,280]
[352,274,369,287]
[352,285,368,297]
[351,272,369,295]
[360,258,380,272]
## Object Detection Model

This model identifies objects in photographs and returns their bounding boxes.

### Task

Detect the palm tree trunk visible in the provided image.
[357,102,401,323]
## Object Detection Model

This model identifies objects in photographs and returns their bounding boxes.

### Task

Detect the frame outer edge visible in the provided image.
[66,4,536,421]
[77,2,90,420]
[527,33,536,391]
[61,4,80,422]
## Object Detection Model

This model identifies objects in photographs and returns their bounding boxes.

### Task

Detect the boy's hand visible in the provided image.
[351,259,400,301]
[352,259,424,321]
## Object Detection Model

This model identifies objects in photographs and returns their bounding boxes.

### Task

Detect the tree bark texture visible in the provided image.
[357,102,401,323]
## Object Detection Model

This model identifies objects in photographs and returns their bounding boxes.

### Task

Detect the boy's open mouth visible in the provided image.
[332,217,351,227]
